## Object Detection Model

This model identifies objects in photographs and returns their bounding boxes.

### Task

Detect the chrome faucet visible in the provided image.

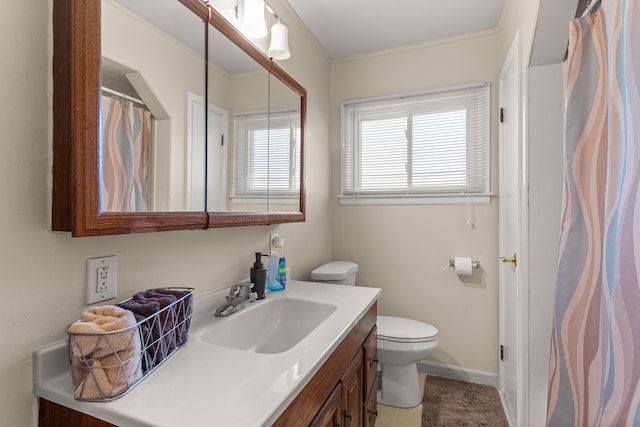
[215,282,257,317]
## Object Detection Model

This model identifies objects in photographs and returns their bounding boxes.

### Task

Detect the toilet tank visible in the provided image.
[311,262,359,286]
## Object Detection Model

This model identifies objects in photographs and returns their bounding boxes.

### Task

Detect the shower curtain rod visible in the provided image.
[101,86,146,106]
[581,0,602,16]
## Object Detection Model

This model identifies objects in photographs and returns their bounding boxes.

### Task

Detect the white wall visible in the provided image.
[499,0,542,65]
[330,31,501,374]
[0,0,331,425]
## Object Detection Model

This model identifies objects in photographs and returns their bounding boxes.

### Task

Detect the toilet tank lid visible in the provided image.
[377,315,439,341]
[311,261,359,281]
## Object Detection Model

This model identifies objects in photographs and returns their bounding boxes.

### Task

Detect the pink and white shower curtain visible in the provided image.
[547,0,640,425]
[100,96,151,212]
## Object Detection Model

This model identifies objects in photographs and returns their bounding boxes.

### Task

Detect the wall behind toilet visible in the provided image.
[330,30,501,375]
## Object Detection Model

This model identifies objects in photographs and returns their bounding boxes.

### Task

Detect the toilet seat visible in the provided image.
[377,315,438,344]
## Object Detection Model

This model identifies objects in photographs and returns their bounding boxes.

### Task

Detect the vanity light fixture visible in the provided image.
[267,18,290,60]
[241,0,268,39]
[210,0,291,59]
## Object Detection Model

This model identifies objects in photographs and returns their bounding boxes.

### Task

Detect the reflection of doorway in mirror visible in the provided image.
[186,92,228,211]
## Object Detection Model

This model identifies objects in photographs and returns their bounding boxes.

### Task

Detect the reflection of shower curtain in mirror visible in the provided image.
[100,96,151,212]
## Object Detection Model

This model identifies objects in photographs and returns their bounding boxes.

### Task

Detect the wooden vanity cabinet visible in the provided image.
[309,327,378,427]
[311,350,364,427]
[39,400,116,427]
[275,303,377,427]
[341,350,364,427]
[364,386,378,427]
[363,327,378,427]
[38,303,378,427]
[309,384,342,427]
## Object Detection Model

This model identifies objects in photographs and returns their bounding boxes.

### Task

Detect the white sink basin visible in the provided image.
[200,297,338,354]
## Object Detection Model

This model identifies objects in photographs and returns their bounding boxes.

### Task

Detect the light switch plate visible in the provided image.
[87,256,117,304]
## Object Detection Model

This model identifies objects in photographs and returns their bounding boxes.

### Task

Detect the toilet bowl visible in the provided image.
[377,315,439,407]
[310,261,440,408]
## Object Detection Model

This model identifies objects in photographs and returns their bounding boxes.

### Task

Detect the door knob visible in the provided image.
[500,254,517,267]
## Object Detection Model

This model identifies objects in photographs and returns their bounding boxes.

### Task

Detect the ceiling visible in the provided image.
[111,0,587,74]
[113,0,262,75]
[284,0,508,59]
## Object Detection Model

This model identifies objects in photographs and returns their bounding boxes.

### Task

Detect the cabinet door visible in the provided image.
[363,326,378,396]
[363,327,378,427]
[310,383,343,427]
[364,380,378,427]
[341,350,363,427]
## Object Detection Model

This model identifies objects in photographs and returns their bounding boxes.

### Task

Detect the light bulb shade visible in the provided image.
[268,21,291,60]
[241,0,267,39]
[211,0,237,8]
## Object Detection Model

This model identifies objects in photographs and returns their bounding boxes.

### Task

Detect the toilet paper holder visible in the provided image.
[449,259,481,269]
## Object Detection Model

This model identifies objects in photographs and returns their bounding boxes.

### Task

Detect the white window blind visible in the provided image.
[341,83,490,205]
[234,109,300,199]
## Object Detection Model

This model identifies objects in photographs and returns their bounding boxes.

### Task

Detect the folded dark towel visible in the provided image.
[133,291,178,355]
[148,288,193,345]
[117,299,162,372]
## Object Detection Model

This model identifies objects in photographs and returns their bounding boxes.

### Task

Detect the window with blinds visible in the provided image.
[341,83,490,205]
[233,109,300,201]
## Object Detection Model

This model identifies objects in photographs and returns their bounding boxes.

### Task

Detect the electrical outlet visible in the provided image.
[96,266,110,292]
[270,233,280,254]
[87,256,117,304]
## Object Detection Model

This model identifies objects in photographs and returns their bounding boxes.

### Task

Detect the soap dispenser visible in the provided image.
[250,252,267,300]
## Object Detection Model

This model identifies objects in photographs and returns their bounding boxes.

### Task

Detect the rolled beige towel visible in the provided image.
[68,305,142,400]
[69,306,139,358]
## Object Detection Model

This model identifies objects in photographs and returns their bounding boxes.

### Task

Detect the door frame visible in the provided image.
[498,29,529,427]
[185,91,229,211]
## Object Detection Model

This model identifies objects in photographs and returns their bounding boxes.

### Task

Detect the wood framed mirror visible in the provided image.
[51,0,306,237]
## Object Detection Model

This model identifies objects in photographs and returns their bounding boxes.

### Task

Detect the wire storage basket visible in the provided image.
[66,287,194,401]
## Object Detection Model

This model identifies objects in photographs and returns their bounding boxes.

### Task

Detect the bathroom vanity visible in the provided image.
[34,281,380,426]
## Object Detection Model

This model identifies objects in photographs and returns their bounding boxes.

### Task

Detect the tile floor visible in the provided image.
[376,373,427,427]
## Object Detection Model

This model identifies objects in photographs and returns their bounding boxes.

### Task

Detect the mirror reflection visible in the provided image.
[101,0,205,212]
[265,74,302,212]
[205,17,302,213]
[205,22,269,212]
[99,0,303,215]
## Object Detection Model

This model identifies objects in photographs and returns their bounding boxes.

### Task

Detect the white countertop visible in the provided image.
[33,281,380,427]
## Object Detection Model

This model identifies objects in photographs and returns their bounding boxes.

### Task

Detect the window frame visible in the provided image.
[340,83,491,206]
[232,109,301,204]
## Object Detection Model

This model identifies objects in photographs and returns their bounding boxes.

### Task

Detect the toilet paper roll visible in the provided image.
[454,257,473,276]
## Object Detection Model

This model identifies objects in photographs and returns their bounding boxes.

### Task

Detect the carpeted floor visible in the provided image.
[422,376,509,426]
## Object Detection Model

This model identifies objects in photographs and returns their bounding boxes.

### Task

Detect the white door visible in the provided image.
[186,92,228,211]
[206,106,228,211]
[499,31,524,426]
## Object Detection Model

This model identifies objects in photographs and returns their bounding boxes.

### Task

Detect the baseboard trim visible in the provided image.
[497,388,515,426]
[417,361,498,388]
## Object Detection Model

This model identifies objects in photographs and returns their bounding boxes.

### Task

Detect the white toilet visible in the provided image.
[311,261,439,408]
